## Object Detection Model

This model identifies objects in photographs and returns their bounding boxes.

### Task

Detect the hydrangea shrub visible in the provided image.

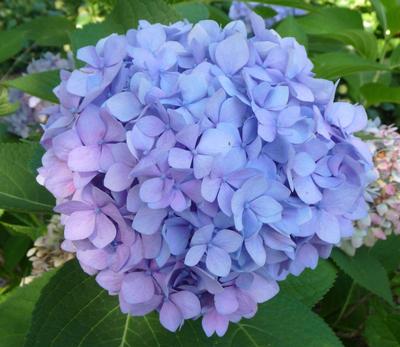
[37,14,374,336]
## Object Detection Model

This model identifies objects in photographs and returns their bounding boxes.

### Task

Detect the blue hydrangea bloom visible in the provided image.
[229,1,306,29]
[38,13,375,336]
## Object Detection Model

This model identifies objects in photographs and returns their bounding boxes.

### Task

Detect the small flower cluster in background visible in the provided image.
[1,52,74,138]
[229,1,306,30]
[22,215,73,285]
[340,119,400,255]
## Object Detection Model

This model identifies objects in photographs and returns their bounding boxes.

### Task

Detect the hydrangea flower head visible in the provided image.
[38,14,374,336]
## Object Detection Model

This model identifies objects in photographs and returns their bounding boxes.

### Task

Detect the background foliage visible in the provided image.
[0,0,399,346]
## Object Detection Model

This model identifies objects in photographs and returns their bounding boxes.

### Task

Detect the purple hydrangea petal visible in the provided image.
[294,176,322,204]
[106,92,142,122]
[68,146,101,172]
[184,244,207,266]
[212,229,242,252]
[160,301,183,332]
[64,211,95,240]
[215,34,249,75]
[90,213,116,248]
[214,287,239,315]
[121,272,155,304]
[206,246,231,277]
[171,291,201,319]
[132,206,167,235]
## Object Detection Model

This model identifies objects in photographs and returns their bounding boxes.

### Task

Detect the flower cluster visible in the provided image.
[229,1,306,29]
[2,52,74,138]
[38,14,374,336]
[340,119,400,255]
[22,215,74,285]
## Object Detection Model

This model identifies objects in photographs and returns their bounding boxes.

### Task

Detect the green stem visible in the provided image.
[0,44,34,82]
[334,282,356,327]
[372,35,390,83]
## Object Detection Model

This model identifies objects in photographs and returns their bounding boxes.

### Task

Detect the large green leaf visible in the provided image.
[312,52,388,80]
[369,235,400,273]
[70,21,124,54]
[361,83,400,106]
[2,70,59,103]
[276,16,308,48]
[364,305,400,347]
[331,248,393,305]
[173,1,209,23]
[297,7,363,34]
[26,260,342,347]
[18,16,74,47]
[2,233,31,271]
[0,29,26,63]
[0,143,54,213]
[0,271,55,347]
[391,45,400,68]
[207,5,230,26]
[0,124,17,142]
[317,30,378,60]
[253,5,277,19]
[383,2,400,35]
[279,260,337,307]
[0,222,45,241]
[108,0,182,31]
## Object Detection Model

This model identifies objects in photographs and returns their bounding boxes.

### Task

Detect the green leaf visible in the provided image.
[26,260,343,347]
[28,145,45,176]
[0,124,17,142]
[0,271,55,347]
[280,260,337,307]
[312,52,388,80]
[0,29,26,63]
[370,0,388,33]
[276,16,308,48]
[2,233,31,271]
[360,83,400,106]
[316,30,378,60]
[0,143,54,213]
[69,21,124,54]
[253,5,277,19]
[384,2,400,35]
[364,306,400,347]
[2,70,59,103]
[18,16,74,47]
[0,222,45,240]
[297,7,363,34]
[391,45,400,68]
[108,0,182,31]
[207,5,230,26]
[331,248,394,305]
[369,234,400,273]
[173,1,209,23]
